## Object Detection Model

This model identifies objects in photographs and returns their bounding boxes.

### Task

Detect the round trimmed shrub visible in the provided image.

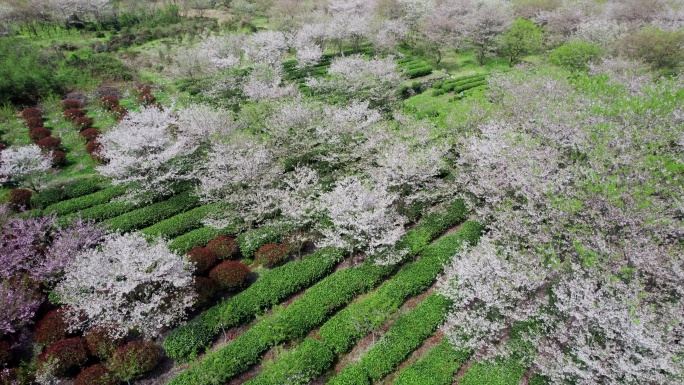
[0,340,11,364]
[206,235,239,259]
[37,136,61,150]
[85,326,125,360]
[187,246,218,275]
[73,116,94,130]
[9,189,32,211]
[29,127,52,142]
[61,99,82,110]
[193,277,218,307]
[110,105,128,120]
[0,142,5,151]
[63,108,86,121]
[209,261,249,290]
[134,85,151,95]
[38,337,89,377]
[79,127,102,141]
[85,139,101,154]
[138,93,156,106]
[25,116,44,129]
[255,243,291,267]
[34,309,68,346]
[21,107,42,119]
[51,150,67,167]
[74,364,117,385]
[107,341,161,382]
[100,96,119,110]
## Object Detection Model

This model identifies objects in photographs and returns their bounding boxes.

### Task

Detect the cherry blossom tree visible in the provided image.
[306,55,403,110]
[0,277,41,335]
[55,232,196,338]
[417,0,469,64]
[439,69,684,384]
[317,176,406,261]
[244,31,289,66]
[463,0,513,65]
[96,105,199,200]
[0,145,52,192]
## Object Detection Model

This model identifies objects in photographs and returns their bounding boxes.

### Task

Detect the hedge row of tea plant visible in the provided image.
[167,201,470,384]
[329,294,452,385]
[140,202,229,239]
[163,247,345,360]
[163,200,468,361]
[242,220,483,385]
[43,184,128,216]
[394,338,472,385]
[105,191,200,232]
[31,178,102,209]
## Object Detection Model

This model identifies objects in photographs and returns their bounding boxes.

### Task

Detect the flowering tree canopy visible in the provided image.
[0,145,52,192]
[55,232,196,338]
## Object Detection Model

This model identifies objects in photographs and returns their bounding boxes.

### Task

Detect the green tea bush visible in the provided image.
[394,339,471,385]
[169,225,237,254]
[550,40,601,72]
[327,364,371,385]
[356,294,451,381]
[141,203,228,240]
[245,339,335,385]
[405,66,434,78]
[237,224,292,259]
[105,192,200,232]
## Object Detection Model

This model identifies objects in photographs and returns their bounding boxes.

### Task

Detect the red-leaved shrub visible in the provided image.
[187,246,218,275]
[85,139,101,154]
[25,116,44,129]
[63,108,86,121]
[206,235,239,259]
[74,364,117,385]
[255,243,291,267]
[73,116,94,130]
[37,136,61,150]
[100,96,119,110]
[134,85,152,95]
[61,99,82,110]
[79,128,102,141]
[9,189,32,211]
[29,127,52,142]
[110,105,128,121]
[138,93,156,106]
[209,261,249,290]
[21,107,42,119]
[85,326,124,360]
[194,277,218,307]
[38,337,89,377]
[0,340,11,364]
[34,309,68,346]
[52,150,67,167]
[0,142,5,151]
[106,341,160,380]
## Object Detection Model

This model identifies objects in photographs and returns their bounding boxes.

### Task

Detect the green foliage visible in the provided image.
[166,202,469,382]
[622,26,684,73]
[169,226,237,254]
[499,18,544,66]
[0,38,79,104]
[57,191,165,224]
[44,184,127,216]
[31,178,101,209]
[320,220,483,354]
[356,294,452,381]
[245,339,335,385]
[140,203,229,239]
[549,40,601,72]
[237,224,293,259]
[458,359,526,385]
[65,49,134,81]
[327,364,371,385]
[105,192,200,233]
[163,247,344,360]
[394,339,472,385]
[405,66,434,79]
